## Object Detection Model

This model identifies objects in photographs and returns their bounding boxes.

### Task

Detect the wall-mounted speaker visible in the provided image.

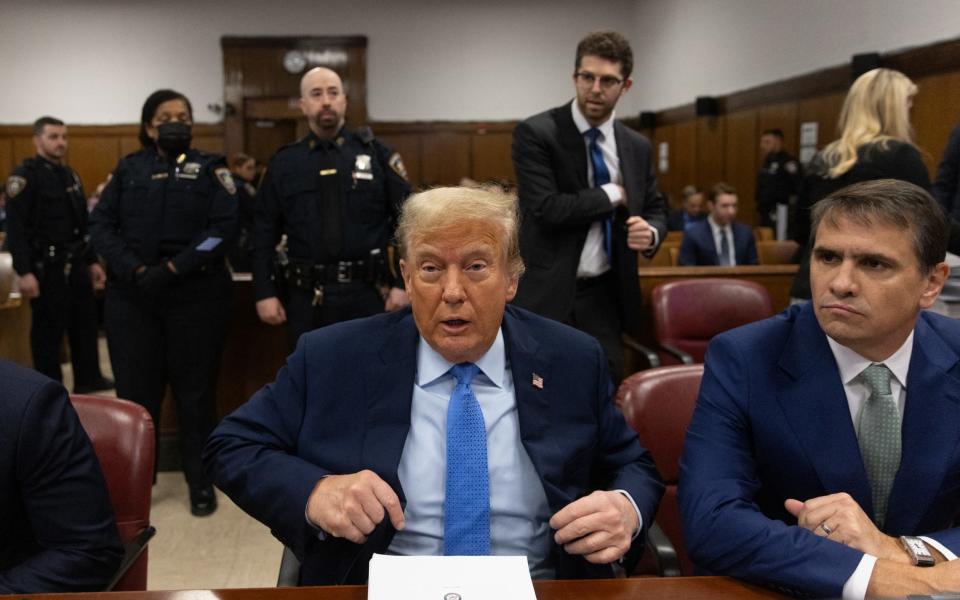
[695,96,719,117]
[851,52,881,80]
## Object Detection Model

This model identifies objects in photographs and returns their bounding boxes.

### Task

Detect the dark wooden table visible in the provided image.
[10,577,785,599]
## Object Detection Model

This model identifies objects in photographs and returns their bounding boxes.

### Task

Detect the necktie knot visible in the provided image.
[586,127,602,144]
[861,363,893,397]
[451,363,480,387]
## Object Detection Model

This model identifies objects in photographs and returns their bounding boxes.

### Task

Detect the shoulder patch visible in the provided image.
[5,175,26,198]
[388,152,409,182]
[214,167,237,195]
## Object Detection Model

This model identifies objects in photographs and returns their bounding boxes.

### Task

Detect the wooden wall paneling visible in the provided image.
[66,136,120,191]
[375,133,422,188]
[222,43,245,160]
[912,70,960,175]
[796,92,844,152]
[696,116,725,189]
[651,125,676,208]
[13,137,34,166]
[471,131,515,184]
[672,120,698,201]
[119,136,141,159]
[419,132,471,186]
[723,109,759,225]
[756,101,799,159]
[0,138,13,178]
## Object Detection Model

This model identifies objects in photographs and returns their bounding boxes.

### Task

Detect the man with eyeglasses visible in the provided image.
[512,31,666,384]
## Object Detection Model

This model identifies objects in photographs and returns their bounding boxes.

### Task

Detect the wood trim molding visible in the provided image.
[369,121,517,134]
[0,123,224,137]
[652,34,960,126]
[221,35,367,48]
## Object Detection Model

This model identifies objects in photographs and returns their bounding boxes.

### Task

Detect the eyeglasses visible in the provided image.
[575,71,624,90]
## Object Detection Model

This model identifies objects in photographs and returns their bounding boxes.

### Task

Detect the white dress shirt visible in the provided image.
[825,331,957,600]
[707,215,735,266]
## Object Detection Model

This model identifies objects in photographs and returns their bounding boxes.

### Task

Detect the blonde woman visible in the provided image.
[790,68,930,299]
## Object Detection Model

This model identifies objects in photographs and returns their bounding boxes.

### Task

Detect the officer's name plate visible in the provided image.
[368,554,535,600]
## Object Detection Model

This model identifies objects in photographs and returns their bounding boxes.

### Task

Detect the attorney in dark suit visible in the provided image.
[205,186,663,585]
[0,359,122,594]
[511,31,666,383]
[678,183,758,266]
[666,186,706,232]
[680,180,960,598]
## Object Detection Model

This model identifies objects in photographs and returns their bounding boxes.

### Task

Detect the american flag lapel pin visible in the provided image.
[532,373,544,389]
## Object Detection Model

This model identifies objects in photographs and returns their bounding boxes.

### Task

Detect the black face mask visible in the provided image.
[156,122,192,157]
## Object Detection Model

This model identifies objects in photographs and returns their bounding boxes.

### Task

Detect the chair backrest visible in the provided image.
[652,278,773,363]
[638,240,681,267]
[757,239,800,265]
[70,394,155,591]
[753,226,774,241]
[0,251,14,304]
[664,231,684,243]
[616,364,704,576]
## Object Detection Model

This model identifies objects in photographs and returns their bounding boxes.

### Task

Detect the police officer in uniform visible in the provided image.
[253,67,411,346]
[4,116,112,391]
[756,128,801,230]
[89,89,238,516]
[227,153,258,272]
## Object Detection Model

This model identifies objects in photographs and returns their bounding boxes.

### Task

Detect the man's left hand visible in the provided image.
[550,490,638,564]
[625,216,654,251]
[384,287,409,312]
[89,263,106,288]
[785,493,909,563]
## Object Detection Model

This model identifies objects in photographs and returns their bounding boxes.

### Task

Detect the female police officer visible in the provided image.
[90,89,237,516]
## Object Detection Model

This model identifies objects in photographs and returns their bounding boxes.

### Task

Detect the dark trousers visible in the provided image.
[284,282,384,350]
[568,271,624,386]
[104,270,231,488]
[30,261,104,387]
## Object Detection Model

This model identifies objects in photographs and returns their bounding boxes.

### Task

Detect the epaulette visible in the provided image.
[355,126,375,145]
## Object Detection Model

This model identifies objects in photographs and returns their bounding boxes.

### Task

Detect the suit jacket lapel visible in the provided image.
[701,226,720,265]
[885,315,960,534]
[776,305,874,512]
[501,308,565,510]
[360,312,419,504]
[614,122,640,216]
[553,103,589,190]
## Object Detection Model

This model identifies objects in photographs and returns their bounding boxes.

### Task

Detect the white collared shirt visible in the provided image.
[707,215,735,266]
[825,331,957,600]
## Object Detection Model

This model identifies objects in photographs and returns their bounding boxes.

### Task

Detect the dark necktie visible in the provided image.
[719,228,732,266]
[858,363,901,529]
[443,363,490,555]
[586,128,613,260]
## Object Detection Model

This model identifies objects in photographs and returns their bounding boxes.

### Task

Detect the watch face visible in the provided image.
[283,50,307,74]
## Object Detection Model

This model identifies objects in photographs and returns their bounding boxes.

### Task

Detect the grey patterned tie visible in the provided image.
[719,228,732,266]
[858,363,901,529]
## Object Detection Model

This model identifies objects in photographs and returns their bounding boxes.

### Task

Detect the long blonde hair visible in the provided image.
[821,68,917,178]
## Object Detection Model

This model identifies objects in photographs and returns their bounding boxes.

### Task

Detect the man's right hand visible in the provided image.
[306,470,405,544]
[18,273,39,298]
[256,296,287,325]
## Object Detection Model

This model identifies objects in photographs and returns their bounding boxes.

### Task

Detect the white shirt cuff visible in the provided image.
[647,225,660,250]
[921,536,958,561]
[601,182,622,206]
[613,489,644,540]
[841,553,876,600]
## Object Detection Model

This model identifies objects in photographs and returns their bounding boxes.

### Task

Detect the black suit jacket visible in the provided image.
[0,360,122,593]
[511,103,666,335]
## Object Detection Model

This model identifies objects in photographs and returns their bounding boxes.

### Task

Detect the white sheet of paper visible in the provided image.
[367,554,536,600]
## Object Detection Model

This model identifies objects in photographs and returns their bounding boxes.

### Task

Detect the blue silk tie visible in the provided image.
[444,363,490,555]
[586,128,613,260]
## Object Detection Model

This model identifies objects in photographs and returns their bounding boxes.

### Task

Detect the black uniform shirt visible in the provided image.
[756,150,801,213]
[252,127,410,300]
[4,156,91,276]
[89,147,238,283]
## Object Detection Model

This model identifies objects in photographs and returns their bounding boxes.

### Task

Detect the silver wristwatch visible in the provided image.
[900,536,935,567]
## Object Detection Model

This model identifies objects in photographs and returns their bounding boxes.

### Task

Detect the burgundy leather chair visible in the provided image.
[652,278,773,364]
[616,364,704,576]
[70,394,156,591]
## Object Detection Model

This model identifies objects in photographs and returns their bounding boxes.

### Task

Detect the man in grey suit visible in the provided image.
[511,31,666,383]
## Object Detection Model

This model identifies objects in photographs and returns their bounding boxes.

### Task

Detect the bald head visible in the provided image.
[299,67,347,138]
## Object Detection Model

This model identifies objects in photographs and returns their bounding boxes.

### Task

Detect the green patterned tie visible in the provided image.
[858,363,901,529]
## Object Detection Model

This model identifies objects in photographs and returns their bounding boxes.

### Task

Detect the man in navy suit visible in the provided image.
[511,31,667,384]
[678,182,758,266]
[205,186,663,585]
[680,180,960,598]
[0,359,122,593]
[666,186,706,232]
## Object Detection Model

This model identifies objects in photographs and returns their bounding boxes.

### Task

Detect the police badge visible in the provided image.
[353,154,373,181]
[5,175,26,199]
